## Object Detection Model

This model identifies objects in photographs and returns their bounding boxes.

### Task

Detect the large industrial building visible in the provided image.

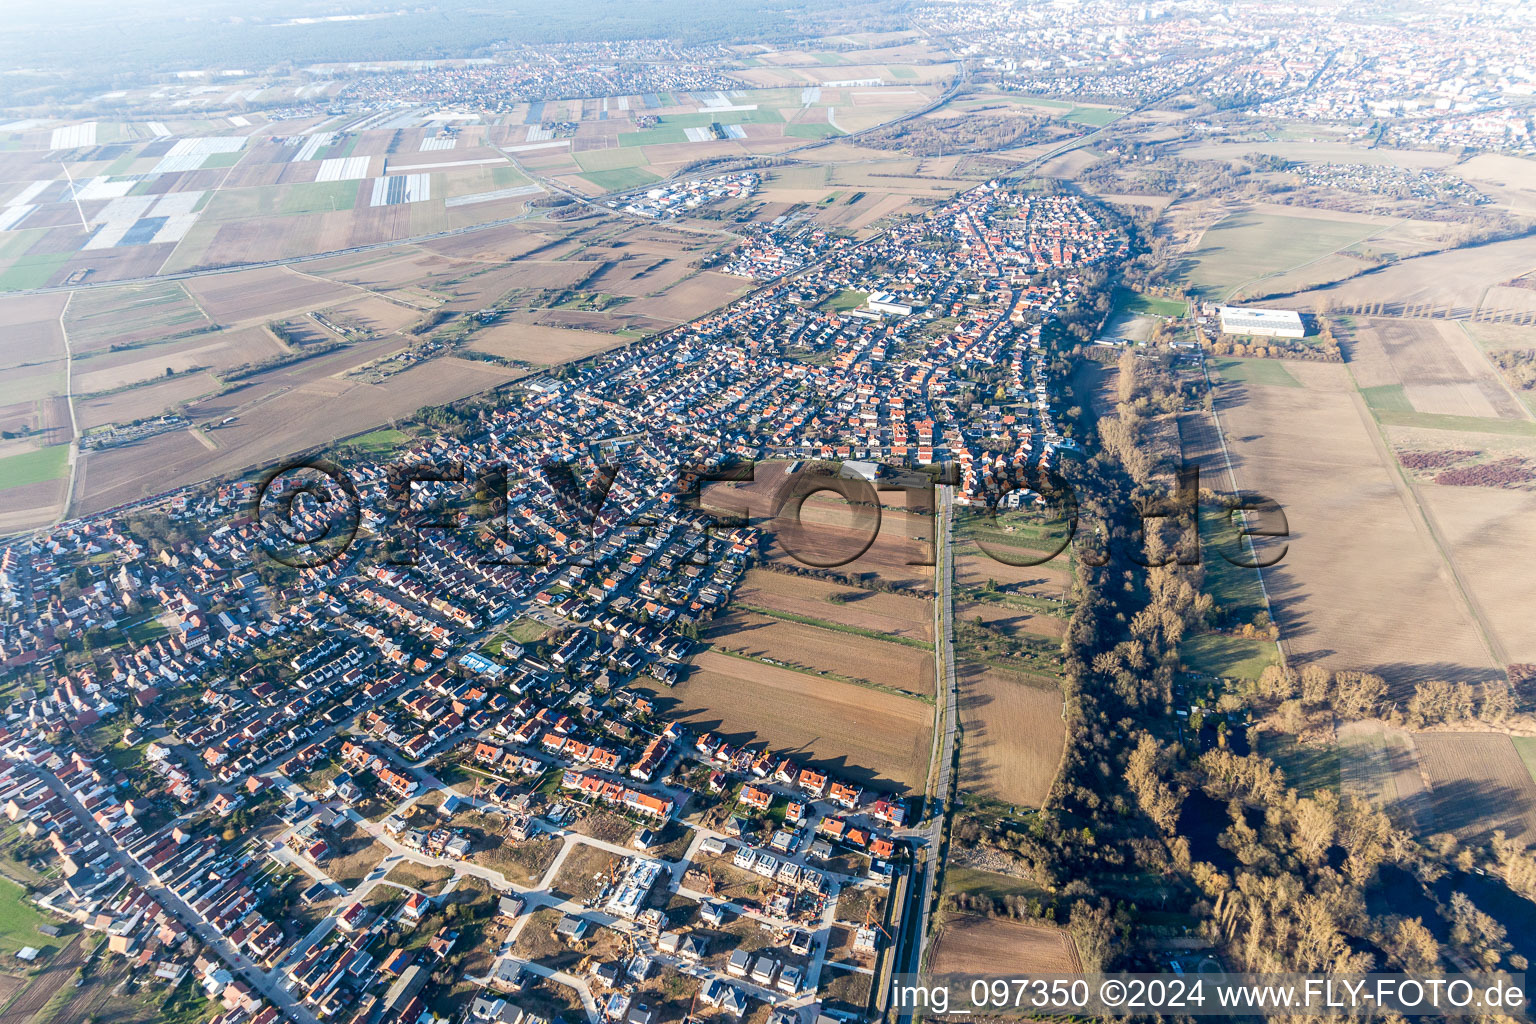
[1217,305,1305,339]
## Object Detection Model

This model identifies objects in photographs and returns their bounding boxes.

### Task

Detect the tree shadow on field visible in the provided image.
[954,684,999,796]
[1422,776,1536,848]
[1372,659,1508,690]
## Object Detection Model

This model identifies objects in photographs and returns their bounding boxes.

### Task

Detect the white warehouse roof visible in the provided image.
[1217,305,1305,338]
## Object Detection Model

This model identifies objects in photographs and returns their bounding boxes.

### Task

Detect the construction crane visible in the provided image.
[864,899,895,944]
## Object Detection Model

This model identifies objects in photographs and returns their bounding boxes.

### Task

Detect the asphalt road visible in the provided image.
[30,766,322,1024]
[892,484,957,1022]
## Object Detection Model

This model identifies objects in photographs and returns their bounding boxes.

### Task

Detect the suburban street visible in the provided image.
[29,767,325,1024]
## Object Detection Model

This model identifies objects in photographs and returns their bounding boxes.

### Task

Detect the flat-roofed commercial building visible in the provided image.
[867,291,913,316]
[1218,305,1305,339]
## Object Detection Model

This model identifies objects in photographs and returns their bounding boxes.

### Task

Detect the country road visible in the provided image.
[893,484,957,1022]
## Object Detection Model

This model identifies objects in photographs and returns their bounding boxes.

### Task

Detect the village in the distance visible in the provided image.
[1,1,1536,1024]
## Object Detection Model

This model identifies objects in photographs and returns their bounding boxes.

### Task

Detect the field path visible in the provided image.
[1223,212,1401,303]
[1342,375,1509,671]
[57,291,80,521]
[1191,365,1289,666]
[1457,321,1536,422]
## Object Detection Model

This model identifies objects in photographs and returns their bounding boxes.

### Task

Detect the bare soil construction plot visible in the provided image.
[467,321,631,364]
[705,476,936,592]
[955,665,1065,807]
[0,476,67,534]
[930,915,1080,974]
[1214,362,1498,687]
[72,326,284,393]
[75,370,223,429]
[953,539,1072,598]
[1415,732,1536,846]
[732,569,933,642]
[639,650,932,792]
[619,271,751,321]
[704,608,933,697]
[319,296,425,335]
[761,522,934,593]
[0,294,67,370]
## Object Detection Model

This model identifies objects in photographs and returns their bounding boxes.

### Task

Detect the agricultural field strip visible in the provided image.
[1343,359,1511,669]
[728,601,934,651]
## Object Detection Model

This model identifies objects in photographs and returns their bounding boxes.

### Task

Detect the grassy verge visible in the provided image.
[730,602,933,650]
[705,646,934,704]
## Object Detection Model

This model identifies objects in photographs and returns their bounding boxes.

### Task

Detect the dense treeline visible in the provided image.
[953,227,1528,974]
[861,114,1057,156]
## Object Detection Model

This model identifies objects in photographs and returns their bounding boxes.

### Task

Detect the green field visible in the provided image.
[492,165,532,188]
[574,147,649,172]
[1213,357,1301,389]
[1179,632,1278,680]
[280,180,359,215]
[0,444,69,492]
[488,618,552,653]
[786,122,842,139]
[1113,287,1185,318]
[0,877,62,958]
[344,427,410,455]
[820,288,867,312]
[1178,211,1376,299]
[66,280,209,347]
[579,168,662,192]
[0,366,63,407]
[1514,737,1536,786]
[123,615,171,645]
[618,128,688,147]
[1197,503,1273,617]
[1261,732,1340,797]
[0,227,47,262]
[0,251,71,292]
[1065,106,1124,126]
[1372,409,1536,436]
[202,150,244,168]
[659,109,784,128]
[1359,383,1414,412]
[943,866,1049,900]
